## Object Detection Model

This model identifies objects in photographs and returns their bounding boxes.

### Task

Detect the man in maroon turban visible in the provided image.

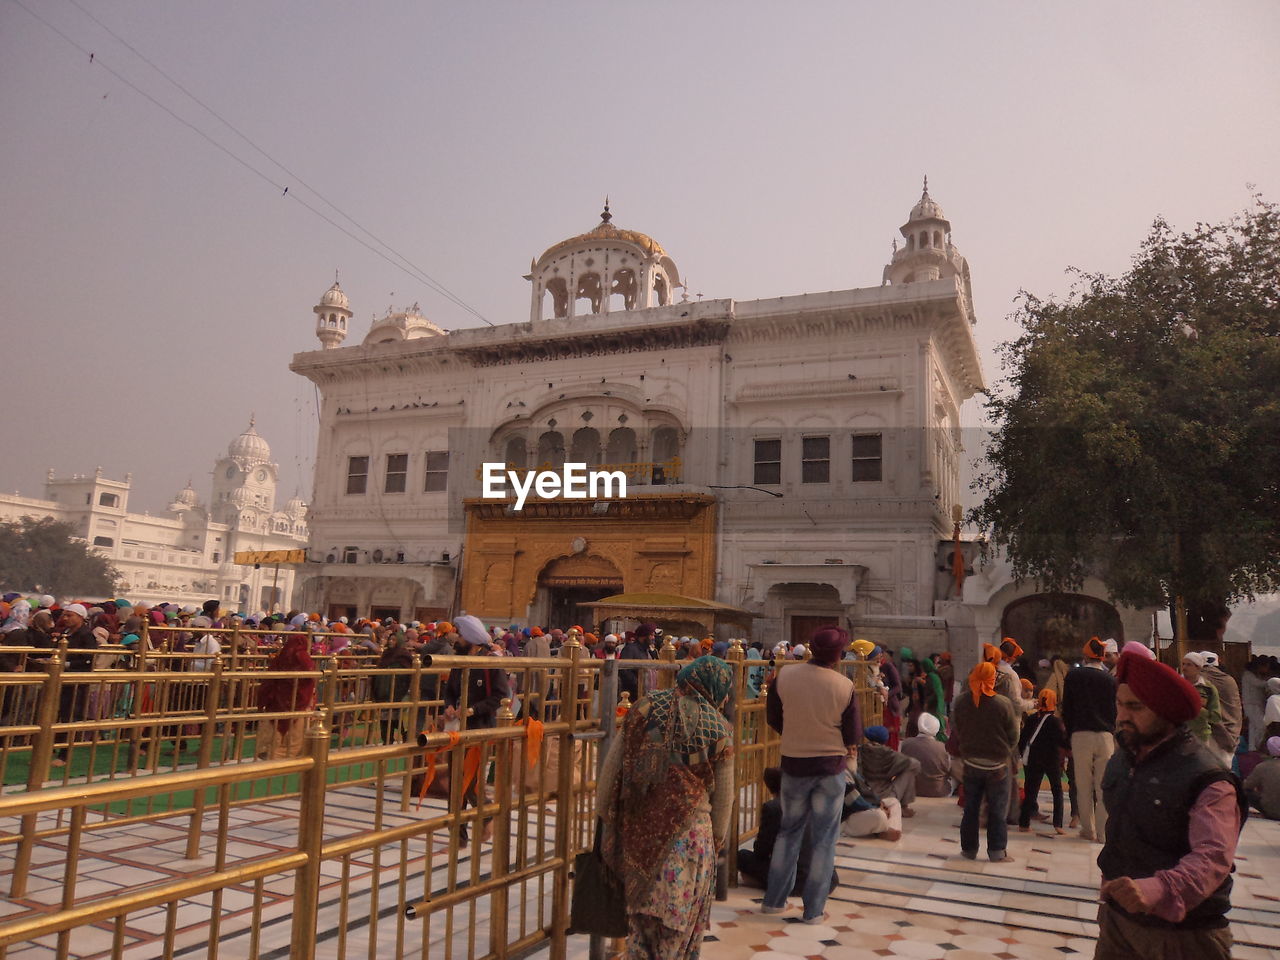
[1092,652,1248,960]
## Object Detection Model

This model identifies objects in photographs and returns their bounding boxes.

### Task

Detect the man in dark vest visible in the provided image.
[1094,650,1247,960]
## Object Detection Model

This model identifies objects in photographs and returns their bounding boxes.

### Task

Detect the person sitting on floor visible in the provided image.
[1244,736,1280,820]
[841,753,903,841]
[857,725,919,817]
[737,766,838,892]
[899,712,953,797]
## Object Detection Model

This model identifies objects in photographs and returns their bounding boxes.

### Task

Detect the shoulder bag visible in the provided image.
[569,817,628,937]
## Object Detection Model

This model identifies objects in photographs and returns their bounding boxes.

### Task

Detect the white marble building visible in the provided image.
[291,187,1146,663]
[0,420,308,611]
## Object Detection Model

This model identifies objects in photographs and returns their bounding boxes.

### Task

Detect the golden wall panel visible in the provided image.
[459,494,717,621]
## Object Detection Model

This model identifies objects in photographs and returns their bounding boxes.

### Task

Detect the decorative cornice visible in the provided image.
[733,376,901,404]
[464,493,714,522]
[454,319,729,367]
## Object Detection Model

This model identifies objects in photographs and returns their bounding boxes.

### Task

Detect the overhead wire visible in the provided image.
[62,0,492,328]
[10,0,493,327]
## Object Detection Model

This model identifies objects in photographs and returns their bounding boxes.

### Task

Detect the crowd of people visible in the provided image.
[597,629,1280,960]
[6,591,1280,959]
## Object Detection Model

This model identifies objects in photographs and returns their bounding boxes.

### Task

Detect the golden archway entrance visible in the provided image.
[536,554,624,630]
[459,493,717,624]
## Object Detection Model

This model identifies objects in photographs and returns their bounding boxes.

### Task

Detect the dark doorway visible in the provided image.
[370,605,400,622]
[1001,593,1123,667]
[548,585,621,633]
[790,615,840,647]
[327,604,357,623]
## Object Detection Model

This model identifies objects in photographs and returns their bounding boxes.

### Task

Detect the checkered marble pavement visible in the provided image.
[661,793,1280,960]
[0,782,556,960]
[2,780,1278,959]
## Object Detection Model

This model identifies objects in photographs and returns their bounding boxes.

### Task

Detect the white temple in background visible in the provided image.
[0,419,308,611]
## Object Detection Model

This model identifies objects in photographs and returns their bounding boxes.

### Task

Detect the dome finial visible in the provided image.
[601,196,612,224]
[922,175,929,198]
[249,412,256,429]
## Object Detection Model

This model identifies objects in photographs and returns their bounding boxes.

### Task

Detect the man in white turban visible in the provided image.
[899,711,953,797]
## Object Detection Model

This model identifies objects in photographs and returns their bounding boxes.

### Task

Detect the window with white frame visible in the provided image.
[384,453,408,494]
[424,451,449,492]
[346,456,369,495]
[801,436,830,483]
[753,438,781,485]
[850,433,883,482]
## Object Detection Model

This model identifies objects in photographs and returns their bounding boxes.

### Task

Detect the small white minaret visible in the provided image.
[882,177,976,322]
[314,278,352,349]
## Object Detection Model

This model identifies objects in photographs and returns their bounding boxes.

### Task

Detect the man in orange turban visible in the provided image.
[949,662,1019,863]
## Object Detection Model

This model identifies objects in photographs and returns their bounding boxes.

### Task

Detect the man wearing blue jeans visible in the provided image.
[762,628,862,923]
[950,661,1019,862]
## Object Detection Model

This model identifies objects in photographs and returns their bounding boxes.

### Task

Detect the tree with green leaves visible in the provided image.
[0,516,118,598]
[974,197,1280,644]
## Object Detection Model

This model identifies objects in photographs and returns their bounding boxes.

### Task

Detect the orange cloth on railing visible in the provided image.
[416,729,460,811]
[460,744,483,798]
[522,718,544,771]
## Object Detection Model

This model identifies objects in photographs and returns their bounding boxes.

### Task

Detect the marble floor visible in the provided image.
[667,792,1280,960]
[2,781,1278,959]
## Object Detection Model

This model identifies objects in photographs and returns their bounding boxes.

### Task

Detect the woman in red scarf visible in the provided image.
[256,634,317,759]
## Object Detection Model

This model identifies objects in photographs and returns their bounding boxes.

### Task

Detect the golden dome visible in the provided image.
[535,203,667,265]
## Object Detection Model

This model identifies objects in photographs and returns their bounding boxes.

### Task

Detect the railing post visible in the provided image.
[490,697,517,960]
[290,713,330,960]
[587,660,621,960]
[658,635,676,688]
[401,659,423,811]
[11,644,64,897]
[186,653,223,859]
[724,638,746,893]
[549,633,582,960]
[128,626,149,771]
[321,657,340,749]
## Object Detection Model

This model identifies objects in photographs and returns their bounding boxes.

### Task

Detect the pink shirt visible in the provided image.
[1129,775,1240,924]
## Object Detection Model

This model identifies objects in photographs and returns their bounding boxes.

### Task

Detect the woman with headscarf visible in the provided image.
[936,652,955,704]
[256,633,317,759]
[597,655,734,960]
[904,657,925,737]
[1017,689,1068,833]
[373,632,416,744]
[920,657,948,740]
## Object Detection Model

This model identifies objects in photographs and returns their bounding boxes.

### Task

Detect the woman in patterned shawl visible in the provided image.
[597,655,735,960]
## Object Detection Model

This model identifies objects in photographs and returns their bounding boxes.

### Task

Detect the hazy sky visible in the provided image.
[2,1,1277,515]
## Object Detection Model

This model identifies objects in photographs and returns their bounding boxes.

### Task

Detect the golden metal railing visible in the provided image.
[0,636,882,959]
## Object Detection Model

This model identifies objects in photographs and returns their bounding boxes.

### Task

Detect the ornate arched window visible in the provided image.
[570,427,601,465]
